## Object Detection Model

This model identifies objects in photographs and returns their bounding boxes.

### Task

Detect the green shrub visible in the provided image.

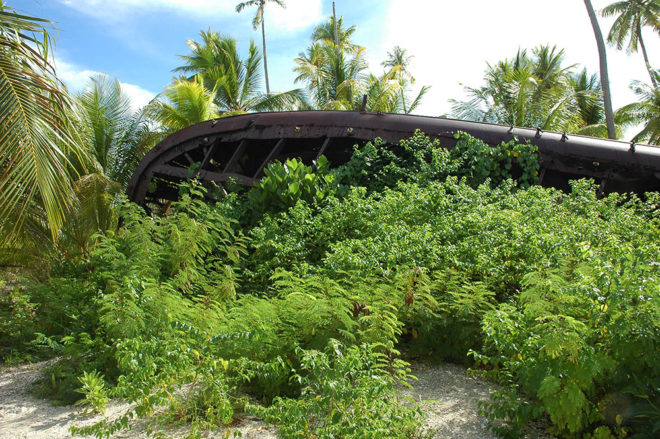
[32,183,246,404]
[251,340,425,439]
[476,240,659,438]
[248,156,336,216]
[75,370,110,415]
[449,131,539,188]
[0,281,38,363]
[334,130,538,192]
[71,266,437,438]
[241,176,660,437]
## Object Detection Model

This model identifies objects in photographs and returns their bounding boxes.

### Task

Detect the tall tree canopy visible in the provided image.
[294,41,368,110]
[148,76,220,134]
[175,31,305,115]
[311,15,360,53]
[76,74,156,188]
[58,74,159,255]
[450,46,599,132]
[295,16,428,113]
[382,46,429,114]
[569,68,614,138]
[617,70,660,144]
[235,0,285,95]
[602,0,660,87]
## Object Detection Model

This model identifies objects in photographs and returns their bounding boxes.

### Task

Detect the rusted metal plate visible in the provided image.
[127,111,660,205]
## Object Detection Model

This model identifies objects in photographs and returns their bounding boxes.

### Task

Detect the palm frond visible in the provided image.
[0,3,84,243]
[616,77,660,145]
[147,76,219,133]
[250,88,307,112]
[76,74,156,188]
[60,172,121,255]
[406,85,430,114]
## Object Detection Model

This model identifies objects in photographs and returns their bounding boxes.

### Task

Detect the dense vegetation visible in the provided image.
[1,1,660,438]
[2,129,659,439]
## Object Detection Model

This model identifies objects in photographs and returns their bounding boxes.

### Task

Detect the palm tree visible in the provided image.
[296,18,429,113]
[294,15,363,110]
[571,69,604,126]
[147,76,220,134]
[294,16,366,110]
[383,46,415,83]
[294,42,367,110]
[617,70,660,144]
[311,15,360,52]
[361,70,405,113]
[450,46,579,131]
[76,74,157,188]
[294,42,328,107]
[235,0,285,95]
[294,16,429,113]
[602,0,660,87]
[583,0,617,139]
[569,68,608,136]
[382,46,430,114]
[566,68,629,138]
[0,1,84,244]
[60,74,158,254]
[175,31,305,114]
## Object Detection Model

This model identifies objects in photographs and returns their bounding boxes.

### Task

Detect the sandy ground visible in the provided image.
[0,360,550,439]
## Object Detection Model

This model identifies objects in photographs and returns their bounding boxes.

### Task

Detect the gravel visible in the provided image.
[0,360,550,438]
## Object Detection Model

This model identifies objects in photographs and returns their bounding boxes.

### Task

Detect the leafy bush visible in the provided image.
[242,177,659,436]
[252,340,426,439]
[24,181,434,437]
[476,240,660,438]
[248,156,336,215]
[449,132,539,188]
[0,281,38,363]
[334,130,538,192]
[31,183,246,404]
[69,265,435,437]
[75,370,109,415]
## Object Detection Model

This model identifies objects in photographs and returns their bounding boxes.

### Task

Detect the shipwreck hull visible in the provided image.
[127,111,660,205]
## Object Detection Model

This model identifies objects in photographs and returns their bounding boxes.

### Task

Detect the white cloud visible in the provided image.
[118,82,158,111]
[379,0,659,127]
[58,0,322,31]
[268,0,323,32]
[55,59,156,112]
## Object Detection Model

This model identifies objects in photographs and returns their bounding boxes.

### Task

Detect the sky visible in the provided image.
[13,0,660,136]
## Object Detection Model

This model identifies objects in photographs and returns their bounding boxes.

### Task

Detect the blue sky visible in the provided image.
[13,0,660,136]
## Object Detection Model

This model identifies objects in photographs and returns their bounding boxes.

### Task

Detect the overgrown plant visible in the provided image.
[4,129,658,439]
[334,130,538,192]
[248,156,336,215]
[252,340,426,439]
[476,239,660,438]
[30,182,246,405]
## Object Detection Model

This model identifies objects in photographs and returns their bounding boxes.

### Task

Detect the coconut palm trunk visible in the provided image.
[261,10,270,94]
[236,1,285,96]
[584,0,617,139]
[637,23,658,87]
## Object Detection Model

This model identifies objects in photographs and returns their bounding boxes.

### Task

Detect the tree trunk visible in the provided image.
[637,24,657,88]
[583,0,617,139]
[401,88,408,114]
[333,2,338,46]
[261,10,270,95]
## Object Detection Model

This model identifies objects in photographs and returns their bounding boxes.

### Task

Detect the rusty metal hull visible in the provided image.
[127,111,660,204]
